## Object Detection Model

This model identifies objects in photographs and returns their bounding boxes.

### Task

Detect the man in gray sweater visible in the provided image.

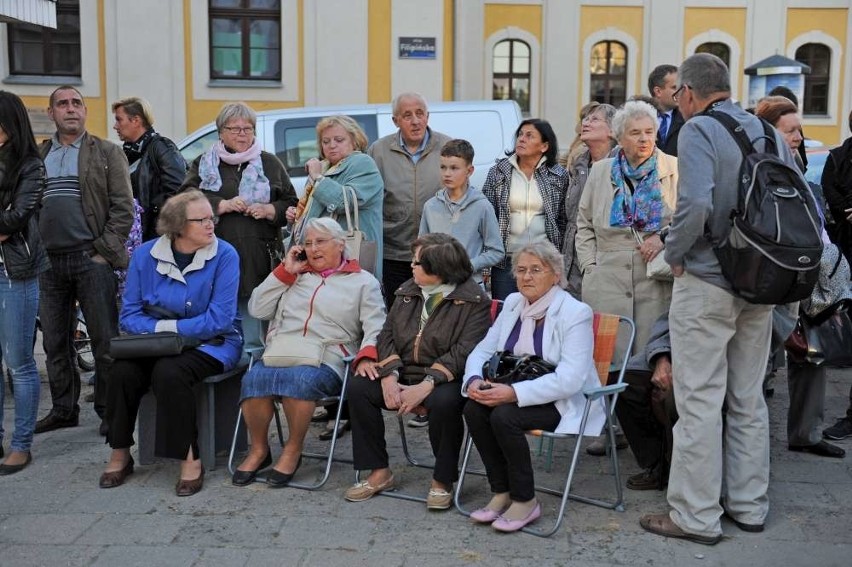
[640,54,796,544]
[368,92,451,305]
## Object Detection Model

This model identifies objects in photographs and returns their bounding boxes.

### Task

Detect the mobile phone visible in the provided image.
[296,250,308,262]
[479,382,493,390]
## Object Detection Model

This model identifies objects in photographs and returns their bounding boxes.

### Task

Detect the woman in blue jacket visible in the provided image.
[99,190,242,497]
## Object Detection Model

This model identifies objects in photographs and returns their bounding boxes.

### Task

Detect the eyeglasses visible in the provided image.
[513,266,552,278]
[582,114,605,125]
[186,216,219,227]
[411,260,423,267]
[303,237,334,249]
[222,126,254,135]
[672,84,690,103]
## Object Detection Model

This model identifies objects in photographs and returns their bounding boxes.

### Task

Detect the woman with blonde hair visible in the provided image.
[286,114,384,277]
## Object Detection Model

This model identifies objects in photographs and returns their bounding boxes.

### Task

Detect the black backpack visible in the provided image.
[708,111,823,304]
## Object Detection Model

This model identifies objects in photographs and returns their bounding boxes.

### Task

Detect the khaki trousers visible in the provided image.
[667,272,772,536]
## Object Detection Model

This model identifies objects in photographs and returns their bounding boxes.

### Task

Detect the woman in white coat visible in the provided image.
[461,241,604,533]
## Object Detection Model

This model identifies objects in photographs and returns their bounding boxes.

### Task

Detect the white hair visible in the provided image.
[612,100,659,140]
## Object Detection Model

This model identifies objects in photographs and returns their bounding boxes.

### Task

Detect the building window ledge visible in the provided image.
[3,75,83,86]
[207,79,282,89]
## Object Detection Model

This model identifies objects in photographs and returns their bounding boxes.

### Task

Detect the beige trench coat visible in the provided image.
[575,149,678,355]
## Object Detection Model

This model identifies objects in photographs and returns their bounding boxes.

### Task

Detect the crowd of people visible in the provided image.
[1,50,851,540]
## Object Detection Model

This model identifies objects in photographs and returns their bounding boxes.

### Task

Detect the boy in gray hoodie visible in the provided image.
[419,139,504,284]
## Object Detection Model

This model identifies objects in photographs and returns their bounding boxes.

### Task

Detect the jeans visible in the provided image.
[39,251,119,419]
[0,268,40,452]
[489,265,518,301]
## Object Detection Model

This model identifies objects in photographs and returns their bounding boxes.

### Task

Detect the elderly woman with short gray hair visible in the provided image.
[575,100,678,354]
[461,240,605,532]
[182,102,298,351]
[233,217,385,488]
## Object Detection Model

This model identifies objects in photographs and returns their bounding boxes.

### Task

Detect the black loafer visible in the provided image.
[0,452,32,476]
[34,412,79,434]
[232,451,273,486]
[99,457,134,488]
[265,456,302,488]
[789,440,846,459]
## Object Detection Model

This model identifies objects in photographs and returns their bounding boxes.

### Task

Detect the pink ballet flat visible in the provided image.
[470,505,508,524]
[491,502,542,533]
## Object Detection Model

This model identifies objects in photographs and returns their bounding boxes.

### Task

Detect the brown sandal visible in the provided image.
[99,457,134,489]
[639,513,722,545]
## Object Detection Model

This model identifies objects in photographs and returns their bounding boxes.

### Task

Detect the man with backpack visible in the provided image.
[640,54,813,545]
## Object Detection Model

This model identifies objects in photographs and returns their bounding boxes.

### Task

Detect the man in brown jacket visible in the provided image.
[34,86,134,436]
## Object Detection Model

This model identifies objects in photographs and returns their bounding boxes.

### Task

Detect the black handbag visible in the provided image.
[482,351,556,385]
[110,332,201,359]
[785,300,852,367]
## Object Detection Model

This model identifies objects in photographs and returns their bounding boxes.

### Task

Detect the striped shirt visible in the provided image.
[40,135,94,252]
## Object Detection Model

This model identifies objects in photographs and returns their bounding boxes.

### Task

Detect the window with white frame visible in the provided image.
[795,43,831,115]
[208,0,281,80]
[589,40,627,106]
[696,42,730,69]
[492,39,531,114]
[7,0,81,77]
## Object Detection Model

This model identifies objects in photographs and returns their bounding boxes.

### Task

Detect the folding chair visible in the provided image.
[227,354,354,490]
[454,312,635,537]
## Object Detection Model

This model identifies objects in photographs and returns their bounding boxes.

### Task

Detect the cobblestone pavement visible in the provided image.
[1,348,851,566]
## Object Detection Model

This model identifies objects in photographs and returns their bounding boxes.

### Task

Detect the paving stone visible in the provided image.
[89,545,201,566]
[0,513,100,545]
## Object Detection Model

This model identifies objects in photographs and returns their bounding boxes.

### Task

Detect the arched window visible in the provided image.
[492,39,531,113]
[696,42,730,69]
[590,40,627,106]
[795,43,831,115]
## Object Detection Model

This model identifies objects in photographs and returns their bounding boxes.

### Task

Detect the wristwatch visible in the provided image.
[422,376,436,387]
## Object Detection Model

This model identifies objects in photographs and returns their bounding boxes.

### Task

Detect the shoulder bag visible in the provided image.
[632,227,673,282]
[340,185,378,275]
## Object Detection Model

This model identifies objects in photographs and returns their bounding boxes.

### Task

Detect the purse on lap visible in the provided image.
[262,334,327,368]
[110,332,201,359]
[481,351,556,385]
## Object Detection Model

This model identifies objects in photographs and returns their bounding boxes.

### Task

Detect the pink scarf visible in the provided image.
[514,285,559,356]
[197,139,270,204]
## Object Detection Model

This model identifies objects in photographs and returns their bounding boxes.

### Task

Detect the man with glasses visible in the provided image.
[368,92,451,307]
[648,64,684,157]
[35,86,134,436]
[640,54,796,545]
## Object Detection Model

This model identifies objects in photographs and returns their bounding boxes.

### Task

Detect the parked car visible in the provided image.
[805,144,831,187]
[177,100,523,196]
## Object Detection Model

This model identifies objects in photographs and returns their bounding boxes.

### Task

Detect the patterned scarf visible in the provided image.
[608,150,663,232]
[292,158,343,243]
[122,128,155,165]
[197,139,270,205]
[419,283,456,329]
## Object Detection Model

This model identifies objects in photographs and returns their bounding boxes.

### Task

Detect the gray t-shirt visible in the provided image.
[40,135,95,252]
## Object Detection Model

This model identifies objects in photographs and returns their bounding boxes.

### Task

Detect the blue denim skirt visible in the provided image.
[240,361,342,402]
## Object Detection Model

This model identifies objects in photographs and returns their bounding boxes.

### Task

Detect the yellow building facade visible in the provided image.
[2,0,850,146]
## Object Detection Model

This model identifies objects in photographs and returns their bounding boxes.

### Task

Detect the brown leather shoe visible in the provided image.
[176,466,205,497]
[99,457,134,489]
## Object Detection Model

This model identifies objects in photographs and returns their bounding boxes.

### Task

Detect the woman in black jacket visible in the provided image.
[0,91,50,475]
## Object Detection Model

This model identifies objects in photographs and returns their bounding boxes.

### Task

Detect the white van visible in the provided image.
[177,100,523,196]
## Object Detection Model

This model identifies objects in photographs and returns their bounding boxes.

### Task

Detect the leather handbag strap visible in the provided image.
[340,185,360,235]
